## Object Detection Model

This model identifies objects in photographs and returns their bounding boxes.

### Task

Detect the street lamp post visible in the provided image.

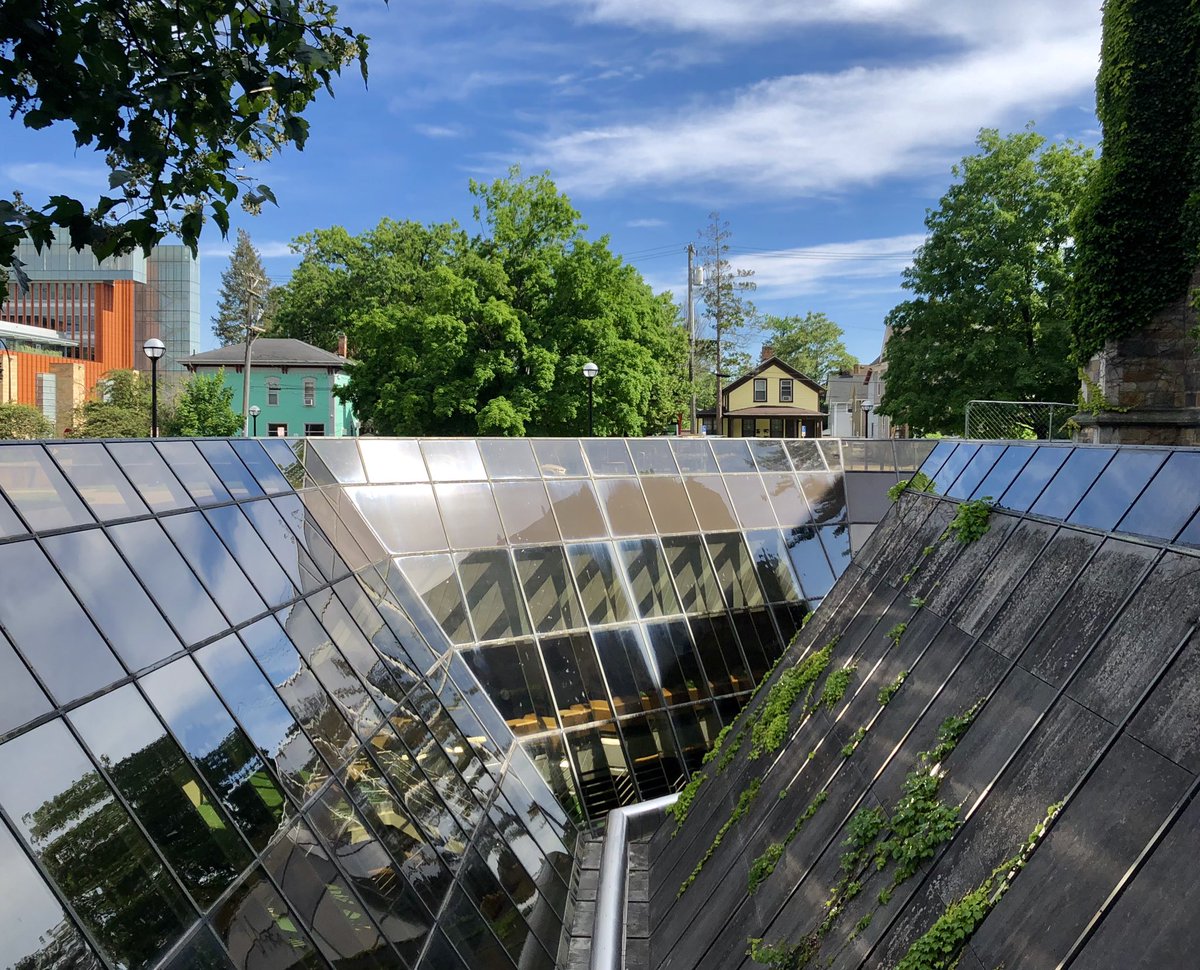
[143,338,165,438]
[248,404,261,437]
[582,361,599,436]
[861,399,874,438]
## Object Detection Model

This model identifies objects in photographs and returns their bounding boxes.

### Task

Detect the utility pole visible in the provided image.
[687,243,696,435]
[714,255,724,437]
[241,274,266,437]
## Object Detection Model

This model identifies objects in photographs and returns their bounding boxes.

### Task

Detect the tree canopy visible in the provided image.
[169,371,243,437]
[0,402,53,439]
[879,128,1095,435]
[0,0,373,280]
[69,370,152,438]
[212,230,275,346]
[759,312,857,385]
[271,169,689,436]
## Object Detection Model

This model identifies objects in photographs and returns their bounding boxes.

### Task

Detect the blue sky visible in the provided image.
[2,0,1103,364]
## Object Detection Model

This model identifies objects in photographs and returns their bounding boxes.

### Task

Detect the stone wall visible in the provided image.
[1074,263,1200,444]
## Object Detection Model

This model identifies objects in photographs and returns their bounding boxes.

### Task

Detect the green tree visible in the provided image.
[759,312,857,384]
[212,230,274,346]
[272,170,688,436]
[1072,0,1200,358]
[69,369,150,437]
[0,402,54,439]
[879,128,1095,435]
[0,0,374,281]
[165,371,243,437]
[696,213,756,424]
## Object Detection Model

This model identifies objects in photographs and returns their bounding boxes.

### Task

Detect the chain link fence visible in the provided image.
[964,400,1076,440]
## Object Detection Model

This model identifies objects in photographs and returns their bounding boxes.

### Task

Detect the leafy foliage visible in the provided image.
[212,230,275,346]
[0,0,373,277]
[886,623,907,646]
[0,402,53,439]
[878,671,908,706]
[69,370,151,438]
[942,499,993,545]
[841,727,867,758]
[758,312,857,384]
[166,371,243,437]
[747,791,827,894]
[750,642,835,758]
[678,778,761,896]
[271,169,688,435]
[668,772,707,835]
[817,664,857,712]
[879,129,1095,434]
[1072,0,1200,358]
[875,771,962,884]
[695,212,757,411]
[887,472,936,502]
[746,935,818,970]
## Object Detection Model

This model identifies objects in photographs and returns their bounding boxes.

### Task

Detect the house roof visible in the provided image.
[722,355,825,398]
[181,338,346,369]
[697,405,827,420]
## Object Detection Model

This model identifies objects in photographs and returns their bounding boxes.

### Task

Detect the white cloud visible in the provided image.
[626,217,668,228]
[415,123,467,138]
[3,162,110,196]
[200,240,296,260]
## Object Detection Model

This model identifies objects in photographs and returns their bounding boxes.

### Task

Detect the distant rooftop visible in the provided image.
[181,338,347,368]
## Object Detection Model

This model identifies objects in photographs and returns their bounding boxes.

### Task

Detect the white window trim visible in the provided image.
[753,378,767,402]
[780,378,793,403]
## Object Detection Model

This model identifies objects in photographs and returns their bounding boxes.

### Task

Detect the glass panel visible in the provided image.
[360,439,429,483]
[798,472,847,523]
[205,504,298,608]
[669,701,723,773]
[107,441,194,512]
[141,657,287,851]
[818,440,843,471]
[786,525,836,600]
[641,476,698,534]
[617,538,682,618]
[1030,448,1116,521]
[1069,449,1167,532]
[1118,451,1200,541]
[273,493,352,582]
[927,443,976,494]
[971,445,1035,501]
[564,724,631,819]
[397,554,473,644]
[333,578,424,697]
[746,529,803,603]
[156,441,233,506]
[162,512,267,625]
[300,445,337,487]
[230,438,294,494]
[711,439,757,473]
[435,887,513,970]
[0,444,92,530]
[195,440,265,499]
[434,482,506,549]
[841,440,892,472]
[915,438,956,482]
[531,439,587,477]
[0,630,52,735]
[594,627,660,716]
[462,640,557,736]
[0,821,104,970]
[567,541,632,624]
[726,474,778,528]
[0,491,23,538]
[214,868,325,969]
[997,445,1071,511]
[47,442,148,520]
[0,719,195,968]
[689,614,744,695]
[456,549,533,641]
[44,529,183,671]
[582,438,635,476]
[646,619,706,704]
[160,925,235,970]
[70,684,253,907]
[308,586,406,712]
[492,481,560,543]
[108,518,227,645]
[545,478,606,540]
[622,711,678,801]
[308,439,366,484]
[785,439,826,471]
[522,734,583,825]
[595,478,654,536]
[671,439,719,474]
[241,498,323,593]
[705,533,766,608]
[0,540,123,702]
[628,438,677,475]
[542,632,611,725]
[819,523,852,577]
[683,475,738,530]
[946,443,1006,500]
[513,546,583,633]
[763,473,812,527]
[459,439,536,487]
[421,440,486,481]
[661,535,726,615]
[195,635,325,805]
[747,439,792,471]
[346,483,448,554]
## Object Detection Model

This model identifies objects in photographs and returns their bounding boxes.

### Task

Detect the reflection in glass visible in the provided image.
[916,439,957,482]
[670,438,719,474]
[620,714,677,800]
[196,635,325,804]
[546,479,607,540]
[0,540,123,702]
[946,443,1005,500]
[48,442,148,520]
[205,504,298,608]
[462,640,557,735]
[582,438,635,476]
[308,586,406,711]
[683,475,738,530]
[661,535,726,615]
[706,533,766,609]
[895,439,937,472]
[819,523,852,576]
[817,439,843,471]
[522,734,584,825]
[668,701,723,773]
[141,658,287,851]
[1118,451,1200,541]
[345,484,448,554]
[436,482,506,548]
[733,609,776,682]
[997,445,1071,512]
[71,684,253,907]
[628,438,677,475]
[437,886,514,970]
[230,438,294,494]
[798,472,847,523]
[568,541,632,624]
[0,491,23,538]
[842,439,895,472]
[162,511,267,625]
[397,554,473,644]
[477,437,539,479]
[594,627,659,716]
[693,613,751,693]
[214,867,325,969]
[595,478,654,536]
[161,924,236,970]
[196,440,265,499]
[334,577,424,697]
[108,518,228,645]
[785,439,826,471]
[726,474,778,529]
[564,724,632,818]
[492,481,560,543]
[273,493,351,582]
[241,497,324,593]
[929,443,977,494]
[514,546,583,633]
[785,525,837,601]
[971,445,1035,503]
[762,473,812,527]
[1030,448,1116,521]
[456,549,533,641]
[308,439,366,484]
[0,629,52,735]
[541,632,612,724]
[618,538,682,618]
[745,529,803,603]
[1069,449,1166,532]
[0,444,93,530]
[0,720,195,968]
[646,620,706,704]
[421,440,487,481]
[531,439,587,477]
[261,438,306,489]
[157,440,233,505]
[711,438,757,473]
[641,475,698,534]
[360,439,429,483]
[748,439,793,472]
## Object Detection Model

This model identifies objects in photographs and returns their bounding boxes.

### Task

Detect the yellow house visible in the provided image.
[702,354,827,438]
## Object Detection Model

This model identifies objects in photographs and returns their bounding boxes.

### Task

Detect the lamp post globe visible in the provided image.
[248,405,261,437]
[582,362,599,436]
[142,338,166,438]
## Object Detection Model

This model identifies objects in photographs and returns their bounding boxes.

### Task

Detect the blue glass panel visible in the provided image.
[930,443,977,494]
[971,445,1035,501]
[915,439,957,482]
[1068,450,1167,532]
[1117,451,1200,541]
[996,446,1071,511]
[1030,448,1116,521]
[946,444,1006,500]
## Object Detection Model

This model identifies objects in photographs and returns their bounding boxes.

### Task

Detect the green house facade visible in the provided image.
[180,338,357,437]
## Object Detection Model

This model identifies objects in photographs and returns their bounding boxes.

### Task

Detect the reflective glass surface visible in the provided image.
[971,445,1035,501]
[642,475,698,534]
[727,474,778,529]
[583,438,635,476]
[48,442,149,520]
[108,441,194,512]
[1117,451,1200,540]
[746,529,803,603]
[196,440,265,500]
[946,443,1005,500]
[1030,448,1116,521]
[349,483,447,554]
[492,481,560,543]
[436,482,506,548]
[398,553,474,644]
[514,546,583,633]
[157,441,233,506]
[684,475,738,530]
[596,477,655,536]
[360,438,429,483]
[457,550,532,641]
[671,439,719,474]
[0,630,52,736]
[628,438,677,475]
[997,445,1071,511]
[532,439,587,477]
[308,439,366,484]
[162,512,268,625]
[706,533,766,609]
[230,438,294,495]
[204,504,298,608]
[0,444,93,530]
[568,542,632,625]
[711,439,757,473]
[618,538,682,618]
[421,440,486,481]
[478,437,540,479]
[1069,449,1167,532]
[546,479,607,539]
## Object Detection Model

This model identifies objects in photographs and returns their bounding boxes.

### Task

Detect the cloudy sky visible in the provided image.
[2,0,1103,362]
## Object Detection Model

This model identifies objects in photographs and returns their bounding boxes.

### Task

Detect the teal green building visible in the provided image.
[181,337,357,437]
